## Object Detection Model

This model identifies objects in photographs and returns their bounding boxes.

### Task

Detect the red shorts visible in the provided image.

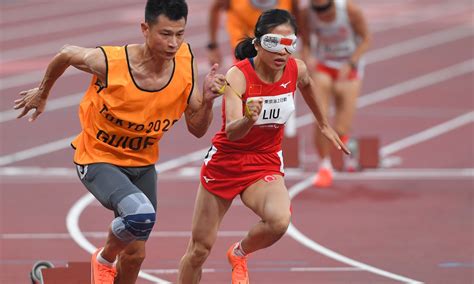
[316,63,359,80]
[200,146,284,200]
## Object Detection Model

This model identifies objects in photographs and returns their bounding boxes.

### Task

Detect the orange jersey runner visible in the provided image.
[226,0,293,49]
[72,44,194,166]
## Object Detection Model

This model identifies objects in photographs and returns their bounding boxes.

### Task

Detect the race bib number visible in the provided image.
[251,92,295,125]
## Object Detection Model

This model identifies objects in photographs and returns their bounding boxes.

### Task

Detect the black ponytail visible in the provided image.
[234,37,257,60]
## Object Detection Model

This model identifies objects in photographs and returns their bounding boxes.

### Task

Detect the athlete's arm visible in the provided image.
[224,67,262,141]
[296,59,350,154]
[290,0,300,28]
[298,8,314,66]
[14,45,106,121]
[207,0,227,65]
[185,62,225,138]
[347,0,371,64]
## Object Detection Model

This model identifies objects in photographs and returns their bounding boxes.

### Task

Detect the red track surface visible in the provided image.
[1,0,473,283]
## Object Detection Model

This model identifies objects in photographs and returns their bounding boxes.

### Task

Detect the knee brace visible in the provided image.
[111,193,156,243]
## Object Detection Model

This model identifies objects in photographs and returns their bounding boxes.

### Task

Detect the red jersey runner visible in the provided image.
[201,57,298,199]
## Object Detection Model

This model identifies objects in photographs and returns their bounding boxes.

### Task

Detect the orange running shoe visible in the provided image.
[313,168,333,188]
[91,248,116,284]
[227,243,249,284]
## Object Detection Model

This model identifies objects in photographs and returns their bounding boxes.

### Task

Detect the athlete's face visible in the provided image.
[142,15,186,60]
[257,24,295,71]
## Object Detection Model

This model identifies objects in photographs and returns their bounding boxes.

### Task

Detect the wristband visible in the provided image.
[218,84,226,94]
[244,99,253,119]
[244,105,252,119]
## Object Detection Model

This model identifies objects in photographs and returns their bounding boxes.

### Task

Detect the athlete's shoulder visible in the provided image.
[293,57,308,81]
[99,45,125,56]
[234,58,250,68]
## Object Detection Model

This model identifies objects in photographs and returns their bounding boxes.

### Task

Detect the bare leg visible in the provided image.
[98,227,147,284]
[114,241,146,284]
[100,227,127,263]
[238,176,291,253]
[333,79,362,135]
[178,183,232,284]
[312,72,334,161]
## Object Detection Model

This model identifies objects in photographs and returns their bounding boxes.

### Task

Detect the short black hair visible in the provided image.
[145,0,188,25]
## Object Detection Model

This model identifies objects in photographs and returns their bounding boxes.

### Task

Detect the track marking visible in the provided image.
[0,17,223,65]
[141,266,362,275]
[1,60,469,282]
[0,12,468,282]
[0,0,138,23]
[1,167,472,180]
[2,16,471,92]
[1,231,247,240]
[64,106,472,284]
[0,136,76,166]
[365,26,474,64]
[1,59,471,166]
[286,111,474,284]
[297,59,474,127]
[286,183,423,283]
[380,111,474,156]
[66,189,170,283]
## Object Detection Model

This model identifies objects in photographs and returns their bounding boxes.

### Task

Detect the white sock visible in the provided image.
[319,157,333,171]
[97,248,115,267]
[233,241,247,257]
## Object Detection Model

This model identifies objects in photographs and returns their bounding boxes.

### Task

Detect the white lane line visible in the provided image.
[1,5,213,43]
[66,187,170,283]
[141,267,362,275]
[0,59,471,167]
[1,4,138,42]
[286,112,474,284]
[2,25,471,124]
[202,25,474,75]
[0,136,76,167]
[332,168,474,180]
[365,26,474,64]
[0,69,79,92]
[0,0,137,23]
[286,183,423,283]
[296,59,474,127]
[1,17,471,92]
[1,231,247,240]
[0,23,467,284]
[380,111,474,156]
[2,167,473,180]
[0,92,83,123]
[0,21,226,65]
[0,96,222,166]
[369,2,471,33]
[64,102,473,284]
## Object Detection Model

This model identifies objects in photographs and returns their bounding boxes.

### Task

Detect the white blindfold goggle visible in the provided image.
[254,33,297,54]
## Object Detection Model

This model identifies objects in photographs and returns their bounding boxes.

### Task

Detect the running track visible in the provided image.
[1,0,473,283]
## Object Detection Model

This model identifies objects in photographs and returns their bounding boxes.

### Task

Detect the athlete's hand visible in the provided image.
[14,87,47,122]
[244,98,263,123]
[320,125,351,155]
[203,63,226,102]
